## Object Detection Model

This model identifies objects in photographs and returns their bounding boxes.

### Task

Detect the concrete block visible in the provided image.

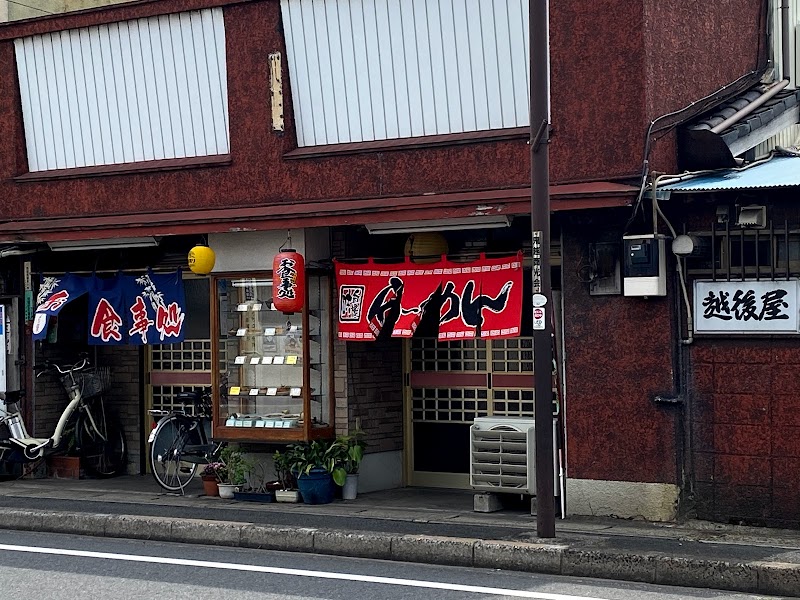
[0,509,45,532]
[314,530,393,559]
[40,511,106,536]
[392,535,476,568]
[474,540,565,574]
[754,561,800,597]
[562,549,657,584]
[105,514,174,541]
[240,525,316,552]
[473,493,504,513]
[654,556,758,593]
[170,518,243,547]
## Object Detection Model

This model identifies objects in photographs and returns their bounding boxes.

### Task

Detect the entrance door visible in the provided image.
[405,292,562,489]
[145,278,213,425]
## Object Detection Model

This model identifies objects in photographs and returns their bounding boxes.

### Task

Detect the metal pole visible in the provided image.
[530,0,555,538]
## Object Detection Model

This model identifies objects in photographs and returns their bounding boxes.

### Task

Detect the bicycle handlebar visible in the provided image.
[35,356,90,377]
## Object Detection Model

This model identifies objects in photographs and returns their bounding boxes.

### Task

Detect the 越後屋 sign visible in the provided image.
[694,280,799,334]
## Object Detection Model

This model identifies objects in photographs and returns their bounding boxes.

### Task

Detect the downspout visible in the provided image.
[709,79,789,134]
[651,174,694,516]
[782,0,791,84]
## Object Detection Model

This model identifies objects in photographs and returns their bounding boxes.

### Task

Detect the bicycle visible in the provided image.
[148,388,225,493]
[0,356,127,478]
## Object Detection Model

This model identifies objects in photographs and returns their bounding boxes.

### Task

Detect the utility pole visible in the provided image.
[529,0,556,539]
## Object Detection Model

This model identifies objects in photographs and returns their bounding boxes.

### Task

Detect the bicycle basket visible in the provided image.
[69,367,111,399]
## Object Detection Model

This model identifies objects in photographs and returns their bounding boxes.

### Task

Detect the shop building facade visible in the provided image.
[0,0,792,524]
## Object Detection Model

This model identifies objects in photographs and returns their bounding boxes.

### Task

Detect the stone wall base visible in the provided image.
[566,478,679,522]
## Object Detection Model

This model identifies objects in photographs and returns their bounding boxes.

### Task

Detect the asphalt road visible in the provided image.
[0,530,785,600]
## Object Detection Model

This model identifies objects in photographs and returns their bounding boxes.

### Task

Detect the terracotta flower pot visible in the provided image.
[201,476,219,497]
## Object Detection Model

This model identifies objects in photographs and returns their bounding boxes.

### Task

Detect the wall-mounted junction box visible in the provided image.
[623,234,666,297]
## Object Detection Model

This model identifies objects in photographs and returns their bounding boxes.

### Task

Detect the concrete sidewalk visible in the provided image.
[0,476,798,597]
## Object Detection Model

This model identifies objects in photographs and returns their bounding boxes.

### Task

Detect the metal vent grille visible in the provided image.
[470,417,535,494]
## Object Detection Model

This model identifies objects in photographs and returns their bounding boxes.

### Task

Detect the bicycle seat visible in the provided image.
[0,390,20,404]
[175,391,202,404]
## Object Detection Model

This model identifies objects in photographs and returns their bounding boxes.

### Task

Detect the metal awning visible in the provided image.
[0,182,637,244]
[663,155,800,193]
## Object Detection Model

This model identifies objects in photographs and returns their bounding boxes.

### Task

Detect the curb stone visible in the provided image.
[473,540,565,574]
[753,561,800,597]
[241,525,316,552]
[654,556,758,593]
[104,514,175,542]
[40,511,106,536]
[391,534,477,568]
[562,548,658,584]
[0,509,798,597]
[314,530,393,560]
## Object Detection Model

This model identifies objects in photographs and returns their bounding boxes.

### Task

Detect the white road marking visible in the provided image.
[0,543,608,600]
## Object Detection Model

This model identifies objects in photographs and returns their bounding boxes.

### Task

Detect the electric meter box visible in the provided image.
[623,234,667,297]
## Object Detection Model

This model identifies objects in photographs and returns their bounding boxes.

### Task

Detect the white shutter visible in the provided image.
[281,0,530,147]
[14,7,229,172]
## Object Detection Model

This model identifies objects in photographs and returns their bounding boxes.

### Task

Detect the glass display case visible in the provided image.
[211,273,333,441]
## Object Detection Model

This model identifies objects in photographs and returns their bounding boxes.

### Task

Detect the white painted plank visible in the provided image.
[337,0,363,142]
[386,0,411,138]
[348,0,374,141]
[411,0,436,135]
[314,0,341,144]
[362,0,387,139]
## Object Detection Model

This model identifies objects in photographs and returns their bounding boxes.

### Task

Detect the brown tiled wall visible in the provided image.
[34,345,142,475]
[345,339,404,454]
[691,341,800,528]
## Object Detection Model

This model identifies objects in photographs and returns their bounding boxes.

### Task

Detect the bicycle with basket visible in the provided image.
[0,355,127,478]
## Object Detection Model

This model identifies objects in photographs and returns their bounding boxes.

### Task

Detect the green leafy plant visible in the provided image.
[273,448,297,490]
[219,446,253,486]
[287,439,331,478]
[325,433,366,486]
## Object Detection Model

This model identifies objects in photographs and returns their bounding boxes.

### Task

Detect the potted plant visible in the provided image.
[287,440,337,505]
[46,424,81,479]
[273,447,300,503]
[327,433,366,500]
[233,461,279,502]
[200,461,227,497]
[217,446,249,499]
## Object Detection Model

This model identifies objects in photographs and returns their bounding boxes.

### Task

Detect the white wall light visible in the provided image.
[365,216,510,235]
[48,237,160,252]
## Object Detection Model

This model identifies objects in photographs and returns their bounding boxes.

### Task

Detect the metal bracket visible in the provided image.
[531,120,552,153]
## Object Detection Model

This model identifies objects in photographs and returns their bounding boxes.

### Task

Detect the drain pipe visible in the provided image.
[651,173,694,346]
[710,79,790,134]
[782,0,791,83]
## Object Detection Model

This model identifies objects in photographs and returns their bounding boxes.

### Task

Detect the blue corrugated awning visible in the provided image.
[663,155,800,192]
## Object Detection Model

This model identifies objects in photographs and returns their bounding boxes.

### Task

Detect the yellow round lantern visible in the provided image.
[188,245,216,275]
[404,233,448,264]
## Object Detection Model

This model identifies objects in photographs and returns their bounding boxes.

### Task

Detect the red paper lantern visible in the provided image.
[272,249,305,313]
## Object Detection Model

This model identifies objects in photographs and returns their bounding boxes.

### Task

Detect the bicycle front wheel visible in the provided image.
[76,408,127,478]
[149,415,199,492]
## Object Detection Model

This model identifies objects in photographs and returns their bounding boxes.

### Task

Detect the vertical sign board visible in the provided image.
[694,280,799,333]
[531,231,546,330]
[0,305,6,393]
[23,261,33,322]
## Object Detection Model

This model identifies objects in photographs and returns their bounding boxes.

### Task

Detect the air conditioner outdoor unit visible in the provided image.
[470,417,559,496]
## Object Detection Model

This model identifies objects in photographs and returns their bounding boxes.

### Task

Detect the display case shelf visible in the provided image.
[211,273,333,442]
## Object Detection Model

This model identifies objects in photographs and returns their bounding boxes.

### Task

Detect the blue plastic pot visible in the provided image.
[296,468,335,504]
